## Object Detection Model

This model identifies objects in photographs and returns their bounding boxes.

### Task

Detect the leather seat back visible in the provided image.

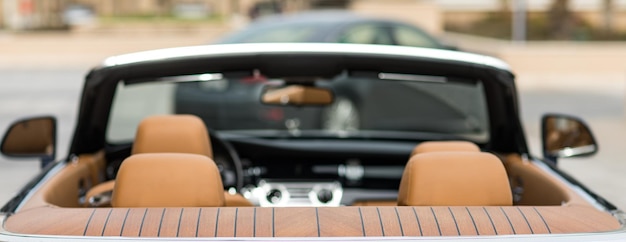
[88,115,253,207]
[112,153,224,207]
[398,152,512,206]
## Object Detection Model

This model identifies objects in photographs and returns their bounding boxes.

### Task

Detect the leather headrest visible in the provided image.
[112,153,225,207]
[398,152,512,206]
[132,115,212,158]
[411,141,479,156]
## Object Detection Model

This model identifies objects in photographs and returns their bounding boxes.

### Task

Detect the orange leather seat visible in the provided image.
[112,153,224,207]
[86,114,252,207]
[397,152,512,206]
[410,141,480,157]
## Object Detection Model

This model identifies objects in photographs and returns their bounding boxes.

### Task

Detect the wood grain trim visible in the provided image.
[5,205,619,237]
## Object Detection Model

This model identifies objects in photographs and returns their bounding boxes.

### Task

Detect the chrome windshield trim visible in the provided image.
[102,43,511,72]
[155,73,224,83]
[378,73,447,83]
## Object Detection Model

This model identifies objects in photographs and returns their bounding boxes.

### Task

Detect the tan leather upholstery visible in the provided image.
[132,115,212,157]
[14,151,108,210]
[88,180,250,207]
[224,193,254,206]
[502,154,575,205]
[85,180,115,207]
[78,151,107,187]
[112,153,225,207]
[410,141,480,157]
[88,115,252,207]
[398,152,512,206]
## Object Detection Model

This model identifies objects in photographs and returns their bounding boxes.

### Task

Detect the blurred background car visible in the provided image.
[216,10,456,49]
[175,10,457,131]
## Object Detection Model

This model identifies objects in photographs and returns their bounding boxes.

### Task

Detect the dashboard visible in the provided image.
[221,136,416,206]
[106,135,418,207]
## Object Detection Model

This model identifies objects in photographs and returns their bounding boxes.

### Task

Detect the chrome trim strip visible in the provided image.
[102,43,511,72]
[554,145,597,158]
[378,73,447,83]
[152,73,224,83]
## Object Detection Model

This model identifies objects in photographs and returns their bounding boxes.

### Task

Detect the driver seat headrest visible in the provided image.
[132,115,212,158]
[112,153,225,207]
[398,152,512,206]
[411,141,480,157]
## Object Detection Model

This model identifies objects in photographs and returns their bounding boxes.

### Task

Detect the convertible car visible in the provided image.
[0,43,624,241]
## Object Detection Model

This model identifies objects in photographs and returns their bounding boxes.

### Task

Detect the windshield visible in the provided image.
[107,73,489,143]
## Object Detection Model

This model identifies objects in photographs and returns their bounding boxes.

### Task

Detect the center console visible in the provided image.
[242,180,343,207]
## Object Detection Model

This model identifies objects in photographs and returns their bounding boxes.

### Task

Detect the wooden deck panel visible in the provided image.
[4,205,620,238]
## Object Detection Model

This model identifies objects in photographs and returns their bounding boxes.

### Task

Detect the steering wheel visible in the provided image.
[209,131,244,192]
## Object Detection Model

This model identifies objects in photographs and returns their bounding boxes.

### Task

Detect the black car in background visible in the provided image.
[216,10,454,49]
[175,11,457,131]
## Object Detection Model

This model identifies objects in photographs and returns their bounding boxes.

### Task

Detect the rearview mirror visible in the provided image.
[1,116,56,161]
[262,85,333,106]
[541,114,597,161]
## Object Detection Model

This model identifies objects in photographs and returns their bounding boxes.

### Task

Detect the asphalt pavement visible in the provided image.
[1,31,625,210]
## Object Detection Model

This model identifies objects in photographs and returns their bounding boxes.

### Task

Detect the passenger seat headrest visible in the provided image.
[112,153,225,207]
[411,141,479,157]
[398,152,512,206]
[132,115,212,158]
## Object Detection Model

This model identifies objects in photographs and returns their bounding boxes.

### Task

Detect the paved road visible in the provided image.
[1,32,625,211]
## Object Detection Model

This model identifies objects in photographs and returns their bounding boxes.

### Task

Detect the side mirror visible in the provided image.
[261,85,334,106]
[541,114,597,162]
[1,116,56,163]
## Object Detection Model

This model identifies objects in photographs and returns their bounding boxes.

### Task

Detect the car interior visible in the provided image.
[0,53,619,237]
[27,117,570,208]
[3,114,621,237]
